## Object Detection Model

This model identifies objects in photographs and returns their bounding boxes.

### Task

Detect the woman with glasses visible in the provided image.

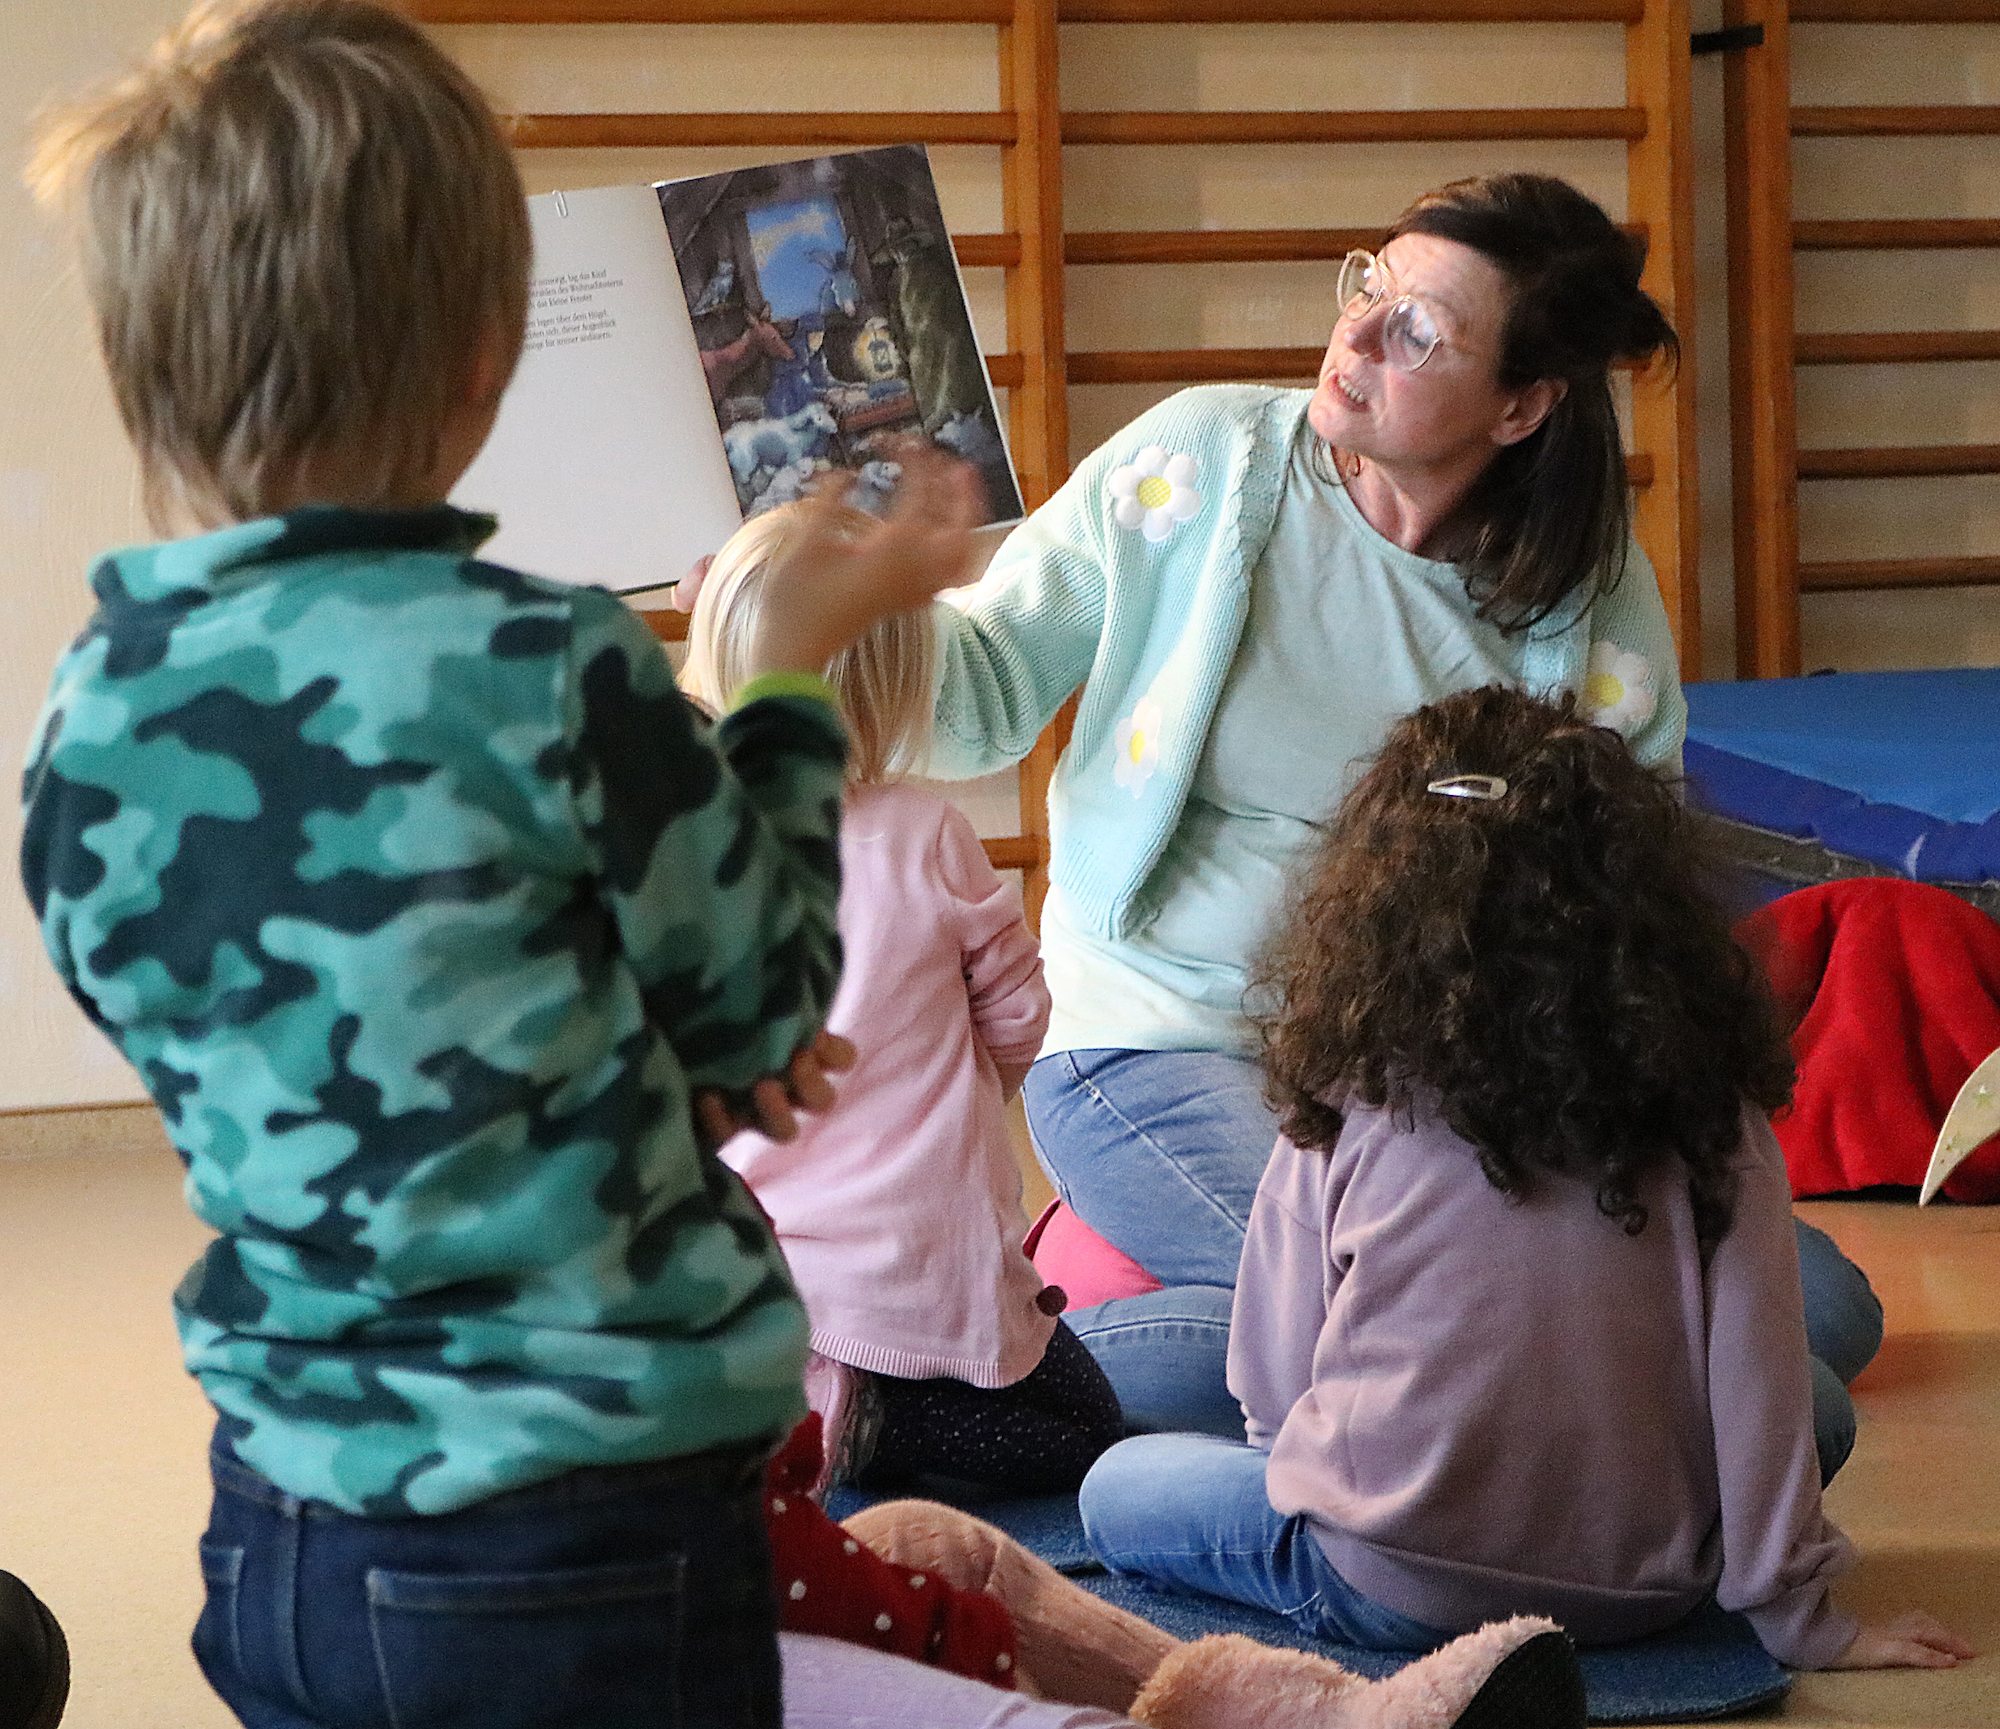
[923,171,1879,1466]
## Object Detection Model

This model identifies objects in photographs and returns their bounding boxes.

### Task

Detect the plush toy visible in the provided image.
[844,1495,1585,1729]
[1126,1625,1583,1729]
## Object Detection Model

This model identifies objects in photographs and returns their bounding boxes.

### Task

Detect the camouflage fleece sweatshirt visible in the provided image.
[20,505,839,1516]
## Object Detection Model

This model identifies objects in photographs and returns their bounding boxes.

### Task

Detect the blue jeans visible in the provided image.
[194,1432,781,1728]
[1026,1048,1882,1480]
[1059,1285,1239,1439]
[1079,1432,1449,1651]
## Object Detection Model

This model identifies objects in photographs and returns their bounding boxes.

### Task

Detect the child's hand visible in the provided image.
[693,1032,858,1149]
[1826,1610,1975,1669]
[672,553,713,614]
[745,442,984,682]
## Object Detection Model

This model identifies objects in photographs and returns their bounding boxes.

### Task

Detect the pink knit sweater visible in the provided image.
[723,781,1055,1387]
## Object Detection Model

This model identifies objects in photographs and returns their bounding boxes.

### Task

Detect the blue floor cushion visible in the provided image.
[826,1485,1789,1724]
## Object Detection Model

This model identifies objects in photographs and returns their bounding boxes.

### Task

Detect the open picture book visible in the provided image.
[454,144,1024,596]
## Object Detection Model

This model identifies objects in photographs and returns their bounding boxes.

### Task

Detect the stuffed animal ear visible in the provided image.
[673,553,714,613]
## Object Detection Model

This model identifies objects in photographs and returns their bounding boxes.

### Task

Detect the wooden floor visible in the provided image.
[1,1104,1993,1728]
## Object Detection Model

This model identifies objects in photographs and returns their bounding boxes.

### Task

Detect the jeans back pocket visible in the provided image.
[365,1556,687,1728]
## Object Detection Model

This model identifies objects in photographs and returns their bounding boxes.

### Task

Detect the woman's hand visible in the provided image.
[1826,1610,1976,1669]
[693,1031,858,1150]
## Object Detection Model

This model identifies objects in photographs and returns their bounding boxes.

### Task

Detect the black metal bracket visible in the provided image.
[1692,24,1765,54]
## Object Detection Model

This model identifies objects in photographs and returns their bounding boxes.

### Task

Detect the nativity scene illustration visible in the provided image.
[659,145,1022,524]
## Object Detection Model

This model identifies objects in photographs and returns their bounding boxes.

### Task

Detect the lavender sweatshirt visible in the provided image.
[1228,1100,1858,1669]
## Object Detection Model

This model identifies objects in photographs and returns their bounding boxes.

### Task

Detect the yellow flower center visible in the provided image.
[1128,730,1148,764]
[1136,475,1173,511]
[1585,671,1625,711]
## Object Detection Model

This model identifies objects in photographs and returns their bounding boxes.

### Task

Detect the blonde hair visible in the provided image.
[683,505,937,786]
[26,0,530,530]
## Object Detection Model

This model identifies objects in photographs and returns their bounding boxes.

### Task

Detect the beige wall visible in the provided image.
[2,2,188,1112]
[4,6,1997,1110]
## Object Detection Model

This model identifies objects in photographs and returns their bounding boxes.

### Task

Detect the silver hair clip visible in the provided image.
[1426,774,1508,801]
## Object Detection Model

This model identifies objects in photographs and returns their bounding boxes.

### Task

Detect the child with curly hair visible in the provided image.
[684,503,1124,1495]
[1080,687,1971,1673]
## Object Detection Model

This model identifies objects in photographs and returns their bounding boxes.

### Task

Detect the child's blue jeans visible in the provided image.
[194,1429,781,1728]
[1078,1431,1450,1650]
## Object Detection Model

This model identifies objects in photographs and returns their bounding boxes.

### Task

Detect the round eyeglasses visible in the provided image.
[1336,249,1446,374]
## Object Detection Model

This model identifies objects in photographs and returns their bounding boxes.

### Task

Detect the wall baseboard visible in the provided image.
[0,1100,171,1164]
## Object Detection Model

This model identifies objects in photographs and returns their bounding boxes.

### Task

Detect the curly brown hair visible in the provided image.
[1252,687,1793,1247]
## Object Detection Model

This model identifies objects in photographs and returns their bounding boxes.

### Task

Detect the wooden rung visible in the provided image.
[1792,105,2000,138]
[1068,346,1324,382]
[1794,218,2000,251]
[1791,0,2000,20]
[1062,0,1643,19]
[953,234,1019,269]
[982,835,1043,872]
[1797,443,2000,479]
[414,1,1012,19]
[506,112,1016,148]
[1069,228,1385,265]
[1799,555,2000,591]
[643,609,690,644]
[1796,330,2000,364]
[985,354,1025,388]
[418,0,1645,16]
[1062,108,1645,146]
[1066,220,1647,266]
[1068,345,1647,381]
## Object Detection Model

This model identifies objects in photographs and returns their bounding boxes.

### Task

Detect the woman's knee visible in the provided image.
[1063,1286,1241,1439]
[1808,1354,1858,1486]
[1794,1217,1884,1384]
[1022,1050,1272,1286]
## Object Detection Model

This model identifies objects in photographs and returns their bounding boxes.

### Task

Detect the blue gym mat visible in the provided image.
[826,1486,1790,1725]
[1684,669,2000,893]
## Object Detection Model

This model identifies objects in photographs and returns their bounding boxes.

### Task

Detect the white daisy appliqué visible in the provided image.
[1582,641,1658,736]
[1108,446,1202,543]
[1114,696,1163,796]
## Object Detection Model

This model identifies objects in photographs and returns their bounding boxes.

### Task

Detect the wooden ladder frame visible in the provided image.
[1725,0,2000,680]
[412,0,1700,920]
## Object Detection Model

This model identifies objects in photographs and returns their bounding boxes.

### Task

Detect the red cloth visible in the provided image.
[1023,1198,1162,1308]
[1736,880,2000,1201]
[763,1414,1019,1689]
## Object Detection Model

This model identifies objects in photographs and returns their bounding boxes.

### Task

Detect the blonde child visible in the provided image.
[685,505,1125,1495]
[1080,687,1973,1674]
[20,5,979,1724]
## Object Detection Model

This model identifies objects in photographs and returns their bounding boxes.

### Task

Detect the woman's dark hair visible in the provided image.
[1388,172,1679,631]
[1253,687,1792,1249]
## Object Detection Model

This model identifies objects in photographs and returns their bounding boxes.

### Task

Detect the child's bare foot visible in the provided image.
[1826,1610,1975,1669]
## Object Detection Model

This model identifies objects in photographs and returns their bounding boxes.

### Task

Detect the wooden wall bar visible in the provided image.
[1061,108,1647,144]
[417,0,1702,908]
[1723,0,1801,678]
[508,112,1017,146]
[1625,0,1698,674]
[1726,4,2000,676]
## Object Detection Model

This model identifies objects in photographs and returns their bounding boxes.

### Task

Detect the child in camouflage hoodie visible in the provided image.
[19,3,978,1724]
